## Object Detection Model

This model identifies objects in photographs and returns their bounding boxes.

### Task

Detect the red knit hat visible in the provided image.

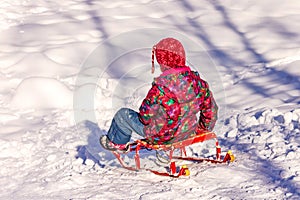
[152,38,186,73]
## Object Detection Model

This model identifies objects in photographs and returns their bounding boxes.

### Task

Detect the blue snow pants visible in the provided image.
[107,108,145,144]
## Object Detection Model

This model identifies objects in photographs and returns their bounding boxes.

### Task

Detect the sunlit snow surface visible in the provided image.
[0,0,300,199]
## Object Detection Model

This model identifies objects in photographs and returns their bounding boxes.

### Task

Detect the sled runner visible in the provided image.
[102,130,235,177]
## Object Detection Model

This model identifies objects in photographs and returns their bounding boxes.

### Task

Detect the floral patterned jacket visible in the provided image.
[139,66,218,145]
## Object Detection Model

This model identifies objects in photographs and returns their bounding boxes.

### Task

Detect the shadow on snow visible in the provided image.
[179,0,300,197]
[179,0,300,103]
[75,120,114,168]
[220,138,300,198]
[75,120,157,169]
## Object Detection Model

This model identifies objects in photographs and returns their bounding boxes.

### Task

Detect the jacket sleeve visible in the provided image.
[194,74,218,132]
[138,83,161,125]
[198,87,218,131]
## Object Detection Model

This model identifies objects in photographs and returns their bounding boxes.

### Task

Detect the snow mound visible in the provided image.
[220,108,300,193]
[11,77,73,109]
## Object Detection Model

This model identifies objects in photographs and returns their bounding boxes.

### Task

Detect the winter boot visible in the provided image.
[99,135,129,153]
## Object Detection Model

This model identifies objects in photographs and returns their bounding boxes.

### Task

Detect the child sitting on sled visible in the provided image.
[100,37,218,152]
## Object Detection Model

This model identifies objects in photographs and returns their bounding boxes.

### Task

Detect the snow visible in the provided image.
[10,77,73,110]
[0,0,300,199]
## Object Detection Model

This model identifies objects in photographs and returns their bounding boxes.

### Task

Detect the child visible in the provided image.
[100,38,218,152]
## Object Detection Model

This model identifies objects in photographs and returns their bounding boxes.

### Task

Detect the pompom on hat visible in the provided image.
[152,38,186,73]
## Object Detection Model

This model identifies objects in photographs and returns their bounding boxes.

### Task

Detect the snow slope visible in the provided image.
[0,0,300,199]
